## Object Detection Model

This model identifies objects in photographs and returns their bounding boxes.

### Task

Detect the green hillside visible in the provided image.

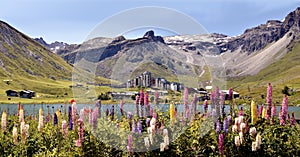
[228,42,300,105]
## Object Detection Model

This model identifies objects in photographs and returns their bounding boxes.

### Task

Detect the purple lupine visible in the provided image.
[228,88,233,101]
[127,135,133,153]
[184,87,189,119]
[280,95,288,125]
[216,121,221,133]
[53,113,58,125]
[239,107,244,116]
[144,92,149,116]
[127,112,133,120]
[218,134,224,156]
[135,95,140,116]
[68,106,73,130]
[75,119,84,147]
[266,83,272,120]
[204,100,208,113]
[132,120,138,133]
[110,105,115,121]
[137,120,142,134]
[155,90,159,105]
[223,117,229,134]
[290,113,297,126]
[146,118,151,127]
[227,115,232,126]
[120,100,124,116]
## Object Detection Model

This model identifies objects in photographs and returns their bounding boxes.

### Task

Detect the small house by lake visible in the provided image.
[6,90,18,97]
[20,90,35,99]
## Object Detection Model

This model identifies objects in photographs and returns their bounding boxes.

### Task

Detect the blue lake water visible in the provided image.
[0,103,299,119]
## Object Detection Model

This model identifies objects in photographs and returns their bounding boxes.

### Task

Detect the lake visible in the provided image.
[0,103,299,119]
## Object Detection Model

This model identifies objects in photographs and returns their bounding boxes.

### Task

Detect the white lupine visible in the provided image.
[1,111,7,132]
[249,127,256,137]
[12,126,18,144]
[235,136,240,147]
[38,108,43,132]
[256,134,261,149]
[149,133,153,145]
[252,142,257,151]
[240,122,246,132]
[232,125,238,133]
[238,116,244,124]
[234,117,239,125]
[144,137,150,148]
[160,143,166,152]
[19,108,24,122]
[239,132,244,144]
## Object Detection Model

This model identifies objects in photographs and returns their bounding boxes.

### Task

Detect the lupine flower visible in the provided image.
[266,83,272,120]
[127,135,133,153]
[239,132,243,145]
[13,126,18,144]
[184,87,189,119]
[218,134,224,156]
[110,105,115,121]
[251,100,257,124]
[144,137,150,149]
[150,117,156,133]
[62,120,68,138]
[19,107,24,122]
[120,100,124,116]
[38,108,43,132]
[144,91,149,106]
[256,134,261,149]
[232,125,238,133]
[53,113,58,125]
[216,121,221,133]
[238,116,244,124]
[235,136,240,147]
[1,111,7,132]
[203,100,208,113]
[249,127,256,137]
[127,112,133,120]
[228,88,233,100]
[68,106,73,130]
[239,107,244,116]
[191,93,197,116]
[280,95,288,125]
[140,89,144,106]
[20,121,29,144]
[71,101,77,127]
[75,119,84,147]
[223,118,229,134]
[252,142,257,151]
[150,106,153,117]
[146,118,151,127]
[212,109,217,123]
[170,102,175,123]
[290,112,296,126]
[137,120,142,134]
[240,122,246,133]
[132,120,138,133]
[262,106,266,119]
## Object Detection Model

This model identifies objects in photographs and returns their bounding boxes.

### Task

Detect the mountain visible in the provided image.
[0,20,73,96]
[34,37,79,55]
[57,7,300,89]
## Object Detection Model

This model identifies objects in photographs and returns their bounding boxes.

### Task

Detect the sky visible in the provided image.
[1,0,299,44]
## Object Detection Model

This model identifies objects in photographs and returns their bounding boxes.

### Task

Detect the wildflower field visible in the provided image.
[0,84,299,156]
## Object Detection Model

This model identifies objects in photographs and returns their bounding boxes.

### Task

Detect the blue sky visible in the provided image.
[1,0,299,44]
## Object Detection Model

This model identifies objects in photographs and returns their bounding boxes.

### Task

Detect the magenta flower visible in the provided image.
[239,107,244,116]
[271,104,276,117]
[280,95,288,125]
[184,87,189,119]
[266,83,272,120]
[75,119,84,147]
[218,133,224,156]
[228,88,233,100]
[140,89,144,106]
[127,135,133,152]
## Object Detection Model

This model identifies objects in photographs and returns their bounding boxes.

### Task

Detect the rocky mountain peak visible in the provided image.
[142,30,165,43]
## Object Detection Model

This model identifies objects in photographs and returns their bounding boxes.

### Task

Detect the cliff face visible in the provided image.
[218,7,300,54]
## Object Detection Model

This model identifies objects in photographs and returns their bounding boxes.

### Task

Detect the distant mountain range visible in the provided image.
[1,7,300,92]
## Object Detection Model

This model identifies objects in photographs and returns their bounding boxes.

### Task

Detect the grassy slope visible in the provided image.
[228,42,300,105]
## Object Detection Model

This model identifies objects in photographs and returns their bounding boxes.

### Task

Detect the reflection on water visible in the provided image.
[0,103,300,119]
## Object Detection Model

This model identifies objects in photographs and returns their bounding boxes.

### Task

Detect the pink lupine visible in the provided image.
[62,120,68,138]
[266,83,272,120]
[228,88,233,100]
[239,107,244,116]
[155,90,159,105]
[290,113,297,126]
[218,134,224,156]
[75,119,84,147]
[280,95,288,125]
[184,87,189,119]
[271,104,276,124]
